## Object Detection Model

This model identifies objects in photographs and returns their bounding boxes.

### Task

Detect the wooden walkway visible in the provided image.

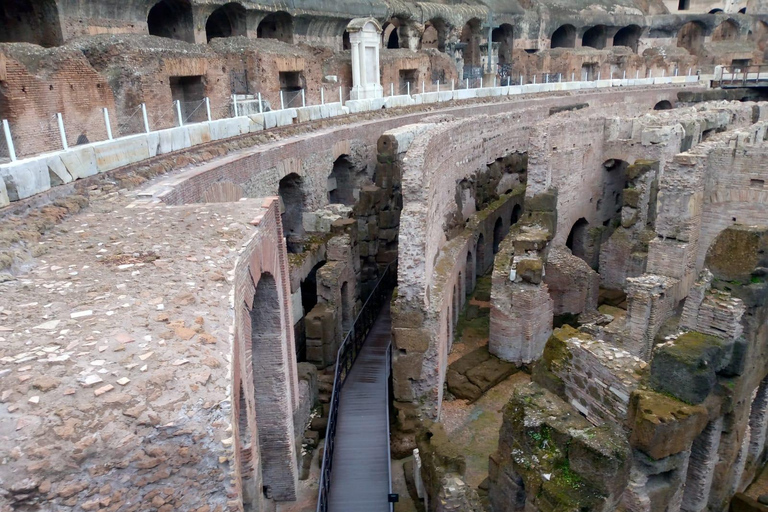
[327,302,392,512]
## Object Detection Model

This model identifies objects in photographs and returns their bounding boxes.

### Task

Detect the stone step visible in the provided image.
[319,391,331,404]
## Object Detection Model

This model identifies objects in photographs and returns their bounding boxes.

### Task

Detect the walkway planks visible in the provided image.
[327,302,392,512]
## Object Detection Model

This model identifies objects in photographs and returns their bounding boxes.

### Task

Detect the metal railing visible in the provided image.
[385,340,394,512]
[718,65,768,87]
[316,260,398,512]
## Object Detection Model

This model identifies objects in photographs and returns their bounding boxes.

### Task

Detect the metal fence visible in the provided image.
[716,64,768,88]
[316,260,398,512]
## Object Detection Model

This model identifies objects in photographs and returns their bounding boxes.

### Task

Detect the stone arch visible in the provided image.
[461,18,483,67]
[328,155,356,206]
[206,2,246,42]
[752,20,768,49]
[677,21,706,53]
[421,18,448,51]
[278,173,305,238]
[476,233,486,277]
[147,0,194,43]
[465,250,474,296]
[258,11,293,43]
[511,204,522,226]
[712,19,739,41]
[248,272,296,500]
[493,217,504,254]
[654,100,673,110]
[566,217,590,263]
[551,24,577,49]
[383,19,400,49]
[710,8,724,13]
[613,25,642,53]
[582,25,608,49]
[0,0,62,47]
[492,23,515,65]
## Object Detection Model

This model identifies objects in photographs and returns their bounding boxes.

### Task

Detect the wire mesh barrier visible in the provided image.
[316,260,398,512]
[1,67,703,163]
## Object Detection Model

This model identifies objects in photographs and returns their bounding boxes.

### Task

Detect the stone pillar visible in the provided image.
[681,418,724,512]
[347,18,384,100]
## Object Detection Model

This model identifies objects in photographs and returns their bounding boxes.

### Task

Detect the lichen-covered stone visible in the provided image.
[628,390,708,460]
[705,225,768,283]
[649,331,727,404]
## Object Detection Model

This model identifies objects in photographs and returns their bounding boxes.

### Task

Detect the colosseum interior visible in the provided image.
[5,1,768,512]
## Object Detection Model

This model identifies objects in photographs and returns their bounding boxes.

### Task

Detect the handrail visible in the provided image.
[718,64,768,88]
[316,260,398,512]
[385,340,393,512]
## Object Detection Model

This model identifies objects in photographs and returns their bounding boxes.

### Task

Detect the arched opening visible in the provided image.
[278,173,305,239]
[566,218,590,263]
[492,23,515,65]
[465,251,474,296]
[709,8,724,13]
[148,0,194,43]
[739,7,747,13]
[654,100,673,110]
[752,21,768,49]
[383,20,400,49]
[328,155,357,206]
[677,21,705,53]
[613,25,642,53]
[342,31,351,50]
[298,260,325,363]
[511,204,522,226]
[582,25,608,49]
[712,19,739,41]
[249,272,294,499]
[551,24,577,49]
[206,3,246,42]
[476,234,485,278]
[340,282,352,334]
[237,380,257,508]
[258,11,293,43]
[0,0,62,47]
[493,217,504,254]
[461,18,483,67]
[421,18,447,51]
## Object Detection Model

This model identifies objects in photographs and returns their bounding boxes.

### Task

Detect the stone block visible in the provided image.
[650,331,727,404]
[185,123,212,146]
[0,158,50,201]
[517,257,543,284]
[393,327,430,353]
[45,155,73,186]
[93,134,151,173]
[446,369,482,401]
[0,175,9,207]
[209,119,241,140]
[623,188,641,208]
[526,190,558,212]
[248,114,265,132]
[59,145,98,179]
[628,390,708,460]
[465,357,517,391]
[157,127,191,154]
[384,95,414,109]
[147,132,160,157]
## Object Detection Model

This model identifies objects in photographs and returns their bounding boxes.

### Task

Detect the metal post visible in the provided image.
[205,97,212,122]
[480,77,483,88]
[533,75,536,84]
[103,107,113,140]
[57,113,68,151]
[636,70,640,79]
[597,71,601,81]
[258,92,263,113]
[232,95,239,117]
[572,72,575,82]
[466,78,469,89]
[437,81,440,93]
[662,69,665,78]
[321,88,325,105]
[623,71,626,80]
[545,74,548,84]
[175,100,184,127]
[301,88,306,107]
[493,75,496,87]
[421,81,424,94]
[688,67,692,76]
[280,90,285,110]
[675,68,678,77]
[452,79,455,91]
[339,86,343,105]
[407,82,410,97]
[558,73,562,83]
[2,120,17,162]
[141,103,150,133]
[507,76,510,86]
[391,83,394,96]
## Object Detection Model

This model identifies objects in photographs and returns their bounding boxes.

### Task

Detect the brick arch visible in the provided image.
[0,0,63,47]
